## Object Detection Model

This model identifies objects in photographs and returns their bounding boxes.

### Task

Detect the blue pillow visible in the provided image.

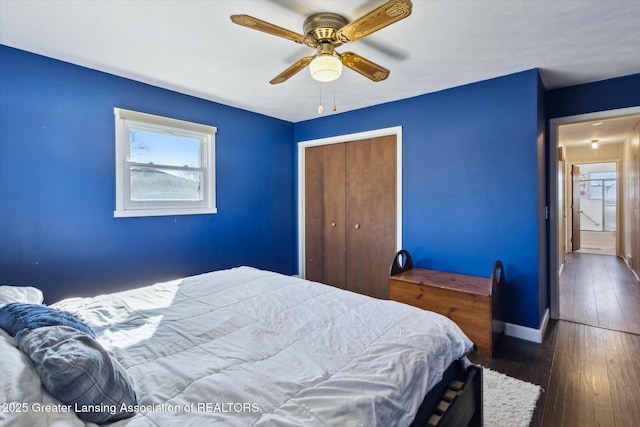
[16,326,137,423]
[0,303,95,338]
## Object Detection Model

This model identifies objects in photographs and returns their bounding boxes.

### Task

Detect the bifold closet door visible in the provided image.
[345,136,396,299]
[304,135,396,299]
[305,143,346,289]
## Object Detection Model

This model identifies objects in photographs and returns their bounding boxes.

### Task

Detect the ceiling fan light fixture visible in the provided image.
[310,53,342,82]
[231,1,413,85]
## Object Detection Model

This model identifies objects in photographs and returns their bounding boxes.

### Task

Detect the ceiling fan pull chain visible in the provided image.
[333,80,337,112]
[318,82,324,114]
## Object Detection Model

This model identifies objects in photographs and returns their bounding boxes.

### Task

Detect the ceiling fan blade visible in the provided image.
[340,52,390,82]
[336,0,412,43]
[270,56,314,84]
[231,14,307,44]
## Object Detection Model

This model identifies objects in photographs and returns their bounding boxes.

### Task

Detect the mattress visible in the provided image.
[1,266,473,426]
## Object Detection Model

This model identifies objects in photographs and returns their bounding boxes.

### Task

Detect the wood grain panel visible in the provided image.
[560,252,640,334]
[631,124,640,278]
[304,134,396,299]
[304,146,325,283]
[390,279,492,355]
[389,267,498,356]
[322,143,346,289]
[543,322,640,426]
[391,268,492,295]
[346,139,372,296]
[370,135,397,299]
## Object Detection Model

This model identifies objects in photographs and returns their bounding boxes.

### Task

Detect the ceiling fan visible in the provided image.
[230,0,413,84]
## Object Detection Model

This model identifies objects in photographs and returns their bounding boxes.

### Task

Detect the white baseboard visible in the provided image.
[622,256,640,281]
[504,308,550,344]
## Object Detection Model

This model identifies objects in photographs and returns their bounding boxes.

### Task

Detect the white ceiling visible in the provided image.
[559,113,640,149]
[1,0,639,126]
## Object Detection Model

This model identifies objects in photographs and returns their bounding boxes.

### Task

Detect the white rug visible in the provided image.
[483,367,542,427]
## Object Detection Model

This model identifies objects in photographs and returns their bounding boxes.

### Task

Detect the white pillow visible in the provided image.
[0,285,44,305]
[0,329,88,426]
[0,328,43,403]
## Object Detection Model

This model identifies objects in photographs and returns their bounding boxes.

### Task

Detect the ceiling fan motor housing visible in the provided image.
[303,13,348,44]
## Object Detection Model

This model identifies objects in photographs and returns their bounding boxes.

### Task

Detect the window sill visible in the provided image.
[114,207,217,218]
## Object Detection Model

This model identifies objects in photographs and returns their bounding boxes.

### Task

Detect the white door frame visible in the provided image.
[297,126,403,278]
[548,106,640,319]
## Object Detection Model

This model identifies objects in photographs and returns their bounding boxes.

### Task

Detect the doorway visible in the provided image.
[548,106,640,319]
[571,162,617,255]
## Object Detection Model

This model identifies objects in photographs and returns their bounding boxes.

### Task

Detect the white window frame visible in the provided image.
[114,108,217,218]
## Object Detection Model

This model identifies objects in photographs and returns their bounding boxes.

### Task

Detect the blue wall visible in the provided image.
[4,42,635,331]
[0,46,297,303]
[546,73,640,119]
[295,70,544,329]
[544,72,640,318]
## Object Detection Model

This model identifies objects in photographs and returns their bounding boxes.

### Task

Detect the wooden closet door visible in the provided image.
[370,135,397,299]
[305,146,325,283]
[305,144,346,289]
[346,135,397,299]
[305,135,396,299]
[345,139,372,296]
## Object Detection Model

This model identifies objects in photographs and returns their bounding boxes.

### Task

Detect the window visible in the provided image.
[114,108,217,217]
[587,171,616,201]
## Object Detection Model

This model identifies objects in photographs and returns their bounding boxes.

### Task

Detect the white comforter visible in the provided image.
[3,267,473,426]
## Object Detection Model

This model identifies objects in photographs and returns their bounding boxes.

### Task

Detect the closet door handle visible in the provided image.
[354,223,360,229]
[331,221,336,227]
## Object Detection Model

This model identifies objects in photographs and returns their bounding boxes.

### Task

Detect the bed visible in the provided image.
[1,266,481,426]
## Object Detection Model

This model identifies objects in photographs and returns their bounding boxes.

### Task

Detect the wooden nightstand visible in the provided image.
[389,259,505,357]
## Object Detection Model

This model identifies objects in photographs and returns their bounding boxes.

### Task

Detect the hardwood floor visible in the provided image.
[469,253,640,427]
[560,252,640,334]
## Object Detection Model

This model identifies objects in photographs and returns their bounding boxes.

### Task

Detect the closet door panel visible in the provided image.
[370,135,397,299]
[304,134,397,299]
[345,139,373,296]
[304,146,325,283]
[322,143,347,289]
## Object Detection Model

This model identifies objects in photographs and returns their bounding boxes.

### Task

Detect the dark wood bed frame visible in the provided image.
[410,361,482,427]
[390,250,483,427]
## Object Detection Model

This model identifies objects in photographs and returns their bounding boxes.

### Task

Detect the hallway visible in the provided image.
[471,252,640,426]
[559,252,640,334]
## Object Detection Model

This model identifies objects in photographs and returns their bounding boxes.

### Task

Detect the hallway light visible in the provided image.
[591,139,599,149]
